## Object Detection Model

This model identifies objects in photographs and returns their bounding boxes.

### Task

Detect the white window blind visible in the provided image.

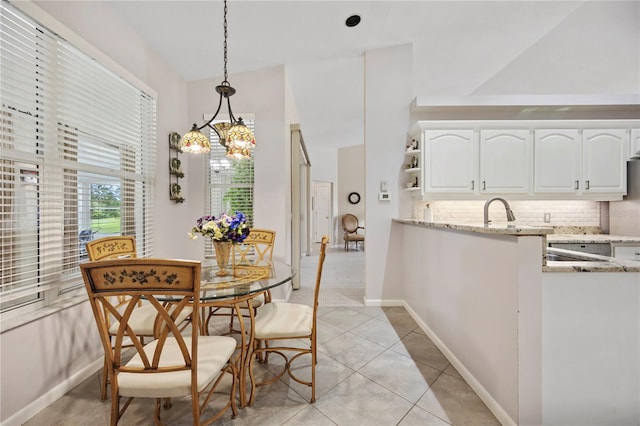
[0,2,156,313]
[205,121,254,255]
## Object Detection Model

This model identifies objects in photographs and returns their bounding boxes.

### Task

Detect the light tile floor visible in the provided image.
[23,244,499,425]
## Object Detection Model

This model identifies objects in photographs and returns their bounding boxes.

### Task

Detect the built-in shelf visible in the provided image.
[404,149,421,156]
[404,168,420,173]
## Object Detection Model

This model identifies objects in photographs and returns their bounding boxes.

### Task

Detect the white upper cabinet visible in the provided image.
[410,119,635,201]
[630,129,640,159]
[582,129,627,194]
[423,130,477,193]
[480,129,531,193]
[534,129,581,193]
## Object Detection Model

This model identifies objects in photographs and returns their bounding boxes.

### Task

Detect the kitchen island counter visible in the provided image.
[390,218,639,425]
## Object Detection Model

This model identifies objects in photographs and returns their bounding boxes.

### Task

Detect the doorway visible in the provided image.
[312,181,332,243]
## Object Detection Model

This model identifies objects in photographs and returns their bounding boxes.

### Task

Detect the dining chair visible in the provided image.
[86,236,192,400]
[341,213,365,251]
[81,258,238,425]
[205,229,276,334]
[85,235,137,261]
[249,235,328,404]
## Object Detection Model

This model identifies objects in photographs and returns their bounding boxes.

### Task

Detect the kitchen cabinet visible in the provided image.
[423,130,477,193]
[410,120,636,200]
[582,129,627,194]
[548,242,611,256]
[613,246,640,262]
[534,128,627,196]
[534,129,581,194]
[631,128,640,159]
[480,129,530,193]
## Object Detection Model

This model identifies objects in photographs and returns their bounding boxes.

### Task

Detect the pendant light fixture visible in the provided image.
[180,0,255,158]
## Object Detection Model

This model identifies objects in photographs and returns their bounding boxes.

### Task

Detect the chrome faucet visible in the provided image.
[483,197,516,225]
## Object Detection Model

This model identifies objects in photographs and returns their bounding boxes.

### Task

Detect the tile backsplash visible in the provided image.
[414,200,602,227]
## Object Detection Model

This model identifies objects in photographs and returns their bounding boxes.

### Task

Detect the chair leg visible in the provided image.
[101,356,109,400]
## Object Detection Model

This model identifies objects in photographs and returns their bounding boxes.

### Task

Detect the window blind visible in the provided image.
[205,121,255,255]
[0,2,156,313]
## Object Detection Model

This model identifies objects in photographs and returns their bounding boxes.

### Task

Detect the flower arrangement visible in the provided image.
[188,212,250,243]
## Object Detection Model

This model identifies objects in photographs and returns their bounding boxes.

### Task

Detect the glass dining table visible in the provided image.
[196,260,295,408]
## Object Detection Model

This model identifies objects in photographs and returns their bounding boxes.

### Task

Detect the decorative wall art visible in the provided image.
[169,132,185,203]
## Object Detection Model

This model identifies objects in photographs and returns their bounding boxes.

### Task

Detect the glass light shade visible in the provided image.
[181,126,211,154]
[227,122,255,149]
[226,143,252,160]
[212,122,232,147]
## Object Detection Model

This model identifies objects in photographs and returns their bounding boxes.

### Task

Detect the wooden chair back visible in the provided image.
[86,235,140,317]
[233,229,276,274]
[81,258,201,386]
[313,236,329,316]
[341,214,364,251]
[86,235,137,261]
[341,214,360,234]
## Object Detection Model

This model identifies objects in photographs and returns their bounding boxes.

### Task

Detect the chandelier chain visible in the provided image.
[223,0,228,82]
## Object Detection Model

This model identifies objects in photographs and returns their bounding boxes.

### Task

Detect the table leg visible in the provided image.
[231,296,258,408]
[201,291,264,409]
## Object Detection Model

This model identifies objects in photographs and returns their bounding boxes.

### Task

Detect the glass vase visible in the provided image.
[213,241,232,276]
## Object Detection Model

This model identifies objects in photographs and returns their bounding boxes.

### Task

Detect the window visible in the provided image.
[205,120,254,255]
[0,2,156,315]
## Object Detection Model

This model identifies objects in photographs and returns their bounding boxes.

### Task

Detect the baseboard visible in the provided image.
[363,298,404,307]
[4,358,103,426]
[401,301,516,426]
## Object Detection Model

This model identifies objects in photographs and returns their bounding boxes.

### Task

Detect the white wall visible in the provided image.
[393,224,542,424]
[338,144,365,221]
[474,1,640,95]
[364,44,413,303]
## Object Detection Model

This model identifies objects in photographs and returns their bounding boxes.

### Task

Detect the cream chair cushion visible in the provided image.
[118,336,236,398]
[254,302,313,339]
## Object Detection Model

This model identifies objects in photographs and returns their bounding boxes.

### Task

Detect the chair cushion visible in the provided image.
[117,335,236,398]
[254,302,313,339]
[344,234,365,242]
[109,304,193,336]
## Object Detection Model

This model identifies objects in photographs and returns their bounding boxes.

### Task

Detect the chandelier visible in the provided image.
[180,0,255,159]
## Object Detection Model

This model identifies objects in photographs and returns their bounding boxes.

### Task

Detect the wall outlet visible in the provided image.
[544,213,551,223]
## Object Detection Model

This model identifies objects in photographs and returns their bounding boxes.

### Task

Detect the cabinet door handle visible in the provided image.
[482,180,486,190]
[585,180,590,190]
[575,180,579,190]
[471,180,475,190]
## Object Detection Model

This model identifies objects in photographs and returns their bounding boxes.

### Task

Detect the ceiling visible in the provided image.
[106,1,585,154]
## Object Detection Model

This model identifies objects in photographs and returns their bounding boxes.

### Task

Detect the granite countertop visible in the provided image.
[544,247,640,272]
[547,234,640,245]
[393,218,554,236]
[394,218,640,272]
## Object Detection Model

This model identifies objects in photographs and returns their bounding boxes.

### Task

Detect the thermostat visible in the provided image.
[379,192,390,201]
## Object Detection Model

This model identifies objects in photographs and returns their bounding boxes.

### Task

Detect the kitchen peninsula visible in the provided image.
[390,218,639,426]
